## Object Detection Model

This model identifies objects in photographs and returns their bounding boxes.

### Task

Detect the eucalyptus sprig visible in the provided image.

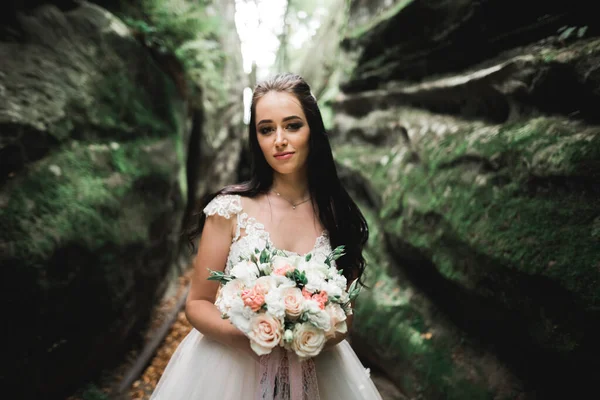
[341,278,362,312]
[286,269,308,288]
[324,245,346,266]
[207,269,233,283]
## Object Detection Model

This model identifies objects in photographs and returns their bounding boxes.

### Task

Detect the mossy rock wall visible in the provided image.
[0,3,187,398]
[333,2,600,399]
[344,200,522,399]
[341,0,600,92]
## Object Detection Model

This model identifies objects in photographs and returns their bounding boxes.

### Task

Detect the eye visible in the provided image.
[259,126,274,135]
[287,122,303,131]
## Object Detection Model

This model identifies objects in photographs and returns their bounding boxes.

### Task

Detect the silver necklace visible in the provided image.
[271,190,310,210]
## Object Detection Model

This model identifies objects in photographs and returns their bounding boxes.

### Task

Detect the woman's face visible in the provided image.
[255,91,310,177]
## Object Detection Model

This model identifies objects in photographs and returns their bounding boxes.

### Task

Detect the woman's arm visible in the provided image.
[184,213,259,361]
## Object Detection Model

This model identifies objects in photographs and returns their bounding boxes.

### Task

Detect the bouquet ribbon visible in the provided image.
[257,347,320,400]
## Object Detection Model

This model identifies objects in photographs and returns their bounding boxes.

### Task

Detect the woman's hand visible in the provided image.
[229,327,262,362]
[323,306,354,352]
[322,330,348,352]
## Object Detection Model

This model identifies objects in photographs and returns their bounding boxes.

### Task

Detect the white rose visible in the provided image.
[254,275,276,295]
[324,303,347,339]
[272,275,296,288]
[288,255,303,266]
[326,266,339,279]
[291,322,327,359]
[248,313,283,356]
[230,261,260,285]
[321,281,342,298]
[299,259,329,275]
[227,301,254,333]
[219,278,245,296]
[331,273,347,290]
[271,255,298,271]
[264,287,286,319]
[306,308,331,331]
[303,299,322,314]
[304,270,326,292]
[281,287,304,320]
[215,279,245,318]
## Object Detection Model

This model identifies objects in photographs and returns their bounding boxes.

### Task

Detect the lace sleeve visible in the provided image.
[203,194,242,219]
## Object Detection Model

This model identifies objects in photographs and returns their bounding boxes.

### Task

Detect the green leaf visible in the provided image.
[260,248,269,263]
[347,278,362,300]
[305,253,312,262]
[324,245,346,266]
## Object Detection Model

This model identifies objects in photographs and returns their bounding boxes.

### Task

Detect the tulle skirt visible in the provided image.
[150,328,382,399]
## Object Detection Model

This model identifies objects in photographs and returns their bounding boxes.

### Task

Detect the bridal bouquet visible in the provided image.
[208,245,361,360]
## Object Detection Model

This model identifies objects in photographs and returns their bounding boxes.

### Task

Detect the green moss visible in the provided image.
[336,117,600,306]
[0,139,176,265]
[85,70,172,139]
[356,268,493,398]
[353,204,493,399]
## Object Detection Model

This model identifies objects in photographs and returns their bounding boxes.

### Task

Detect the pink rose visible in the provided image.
[248,313,283,355]
[291,322,327,359]
[254,276,275,295]
[312,291,328,310]
[241,288,265,311]
[281,287,304,320]
[302,287,313,300]
[273,263,295,276]
[324,303,347,339]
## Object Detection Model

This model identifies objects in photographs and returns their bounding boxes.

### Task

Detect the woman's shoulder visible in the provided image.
[202,193,243,219]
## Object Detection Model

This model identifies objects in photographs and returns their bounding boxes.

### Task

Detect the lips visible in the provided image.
[274,152,294,160]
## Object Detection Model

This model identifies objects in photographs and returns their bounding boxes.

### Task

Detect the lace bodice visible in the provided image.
[203,194,333,275]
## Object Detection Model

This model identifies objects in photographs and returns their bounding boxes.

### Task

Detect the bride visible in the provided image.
[150,73,382,399]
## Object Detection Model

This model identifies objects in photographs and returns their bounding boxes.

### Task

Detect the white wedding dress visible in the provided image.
[150,194,383,399]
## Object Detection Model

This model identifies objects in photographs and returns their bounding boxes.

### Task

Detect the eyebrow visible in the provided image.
[257,115,303,126]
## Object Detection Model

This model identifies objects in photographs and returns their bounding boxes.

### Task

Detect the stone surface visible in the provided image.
[341,0,599,92]
[329,5,600,397]
[334,37,600,124]
[0,3,187,398]
[336,105,599,398]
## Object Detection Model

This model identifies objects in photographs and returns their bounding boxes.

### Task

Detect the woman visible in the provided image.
[151,73,382,399]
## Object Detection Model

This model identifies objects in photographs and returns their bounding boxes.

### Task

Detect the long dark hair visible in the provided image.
[187,73,369,286]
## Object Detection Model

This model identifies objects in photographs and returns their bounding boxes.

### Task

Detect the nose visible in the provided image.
[274,126,287,147]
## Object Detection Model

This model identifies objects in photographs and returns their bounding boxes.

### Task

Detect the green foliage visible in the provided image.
[324,245,346,266]
[120,0,226,102]
[288,269,308,287]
